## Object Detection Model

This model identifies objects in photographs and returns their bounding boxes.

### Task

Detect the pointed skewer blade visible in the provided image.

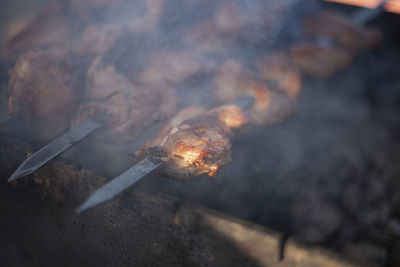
[76,157,162,213]
[8,119,102,182]
[76,95,253,213]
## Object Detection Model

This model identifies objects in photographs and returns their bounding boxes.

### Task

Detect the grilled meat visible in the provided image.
[8,49,78,142]
[256,52,302,99]
[136,105,248,180]
[289,43,354,78]
[136,50,216,85]
[85,56,129,100]
[1,2,70,61]
[73,57,177,143]
[303,10,382,50]
[183,2,241,53]
[290,10,382,78]
[215,53,301,125]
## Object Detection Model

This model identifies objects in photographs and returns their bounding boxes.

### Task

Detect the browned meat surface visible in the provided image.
[256,52,302,99]
[289,10,383,79]
[1,2,70,60]
[303,10,382,51]
[215,53,301,125]
[73,57,177,143]
[136,51,216,85]
[183,3,241,53]
[8,49,78,142]
[85,56,130,100]
[289,43,354,78]
[136,105,248,180]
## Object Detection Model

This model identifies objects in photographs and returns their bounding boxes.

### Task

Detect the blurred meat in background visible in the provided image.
[0,0,400,266]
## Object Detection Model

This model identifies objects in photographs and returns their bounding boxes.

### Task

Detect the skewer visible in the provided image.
[8,119,102,182]
[76,96,254,213]
[76,157,162,213]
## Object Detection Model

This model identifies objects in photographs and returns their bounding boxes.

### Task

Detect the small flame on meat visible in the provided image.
[172,138,224,177]
[175,144,204,167]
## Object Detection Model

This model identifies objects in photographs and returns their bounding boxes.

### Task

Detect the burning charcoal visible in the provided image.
[8,49,78,143]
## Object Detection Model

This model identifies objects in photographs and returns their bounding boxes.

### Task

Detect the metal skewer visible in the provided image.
[9,119,102,182]
[76,158,162,213]
[76,96,255,213]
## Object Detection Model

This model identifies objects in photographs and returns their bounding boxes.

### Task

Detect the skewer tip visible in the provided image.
[8,170,26,182]
[75,203,89,214]
[75,194,102,214]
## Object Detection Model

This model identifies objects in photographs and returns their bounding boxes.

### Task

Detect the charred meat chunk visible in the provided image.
[8,49,78,143]
[136,105,248,180]
[215,53,301,125]
[303,10,382,51]
[1,2,70,61]
[73,57,177,143]
[289,43,354,78]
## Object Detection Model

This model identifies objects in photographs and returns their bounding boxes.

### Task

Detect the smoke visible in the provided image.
[2,0,400,255]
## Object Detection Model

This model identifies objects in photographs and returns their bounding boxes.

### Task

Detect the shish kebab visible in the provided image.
[77,98,252,213]
[6,1,383,182]
[8,50,177,182]
[77,52,302,213]
[289,2,386,78]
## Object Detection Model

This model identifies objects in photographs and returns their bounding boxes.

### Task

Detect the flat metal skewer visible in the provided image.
[9,119,102,182]
[76,96,255,214]
[76,158,162,213]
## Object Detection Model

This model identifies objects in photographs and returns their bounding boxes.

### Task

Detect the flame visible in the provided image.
[325,0,400,14]
[174,143,205,166]
[182,149,203,166]
[173,143,221,177]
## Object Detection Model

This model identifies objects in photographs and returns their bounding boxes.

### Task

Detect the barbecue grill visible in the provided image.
[1,0,400,266]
